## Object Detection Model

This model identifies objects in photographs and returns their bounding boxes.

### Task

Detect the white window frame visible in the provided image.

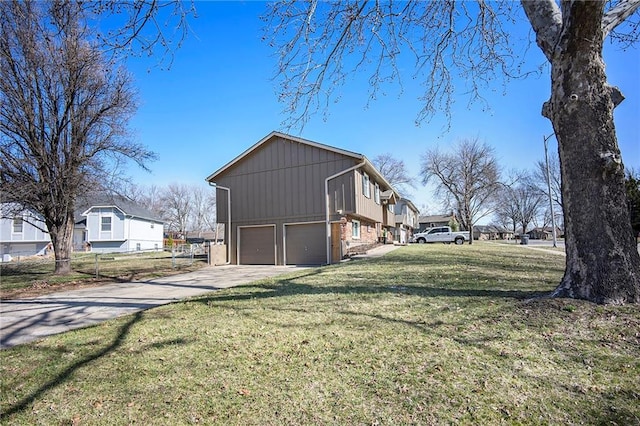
[12,217,23,234]
[101,216,112,232]
[362,172,370,198]
[352,219,361,239]
[374,183,380,204]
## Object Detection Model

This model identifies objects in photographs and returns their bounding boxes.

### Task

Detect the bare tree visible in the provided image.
[189,185,220,238]
[0,1,156,273]
[265,1,640,303]
[420,138,501,244]
[160,183,193,239]
[495,199,520,239]
[372,153,415,197]
[514,179,545,238]
[533,155,563,218]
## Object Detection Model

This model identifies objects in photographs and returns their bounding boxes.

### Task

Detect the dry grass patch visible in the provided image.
[1,251,207,299]
[1,243,639,425]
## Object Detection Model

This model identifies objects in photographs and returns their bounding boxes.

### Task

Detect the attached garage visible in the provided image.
[284,222,326,265]
[238,225,276,265]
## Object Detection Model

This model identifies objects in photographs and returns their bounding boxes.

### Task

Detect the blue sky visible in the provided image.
[124,1,639,214]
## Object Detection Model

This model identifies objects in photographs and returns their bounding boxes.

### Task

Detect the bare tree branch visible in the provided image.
[602,0,640,37]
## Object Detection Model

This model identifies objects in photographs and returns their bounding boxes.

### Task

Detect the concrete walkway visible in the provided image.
[350,244,404,260]
[0,265,304,349]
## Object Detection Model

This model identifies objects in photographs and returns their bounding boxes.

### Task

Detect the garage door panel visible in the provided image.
[285,223,325,265]
[239,226,275,265]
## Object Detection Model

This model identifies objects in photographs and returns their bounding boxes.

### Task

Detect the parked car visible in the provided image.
[411,226,469,245]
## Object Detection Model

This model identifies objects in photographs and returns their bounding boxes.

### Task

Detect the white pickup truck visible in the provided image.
[412,226,470,245]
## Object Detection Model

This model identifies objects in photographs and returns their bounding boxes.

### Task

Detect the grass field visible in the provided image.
[1,243,639,425]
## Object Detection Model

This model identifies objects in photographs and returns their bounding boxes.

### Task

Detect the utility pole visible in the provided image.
[544,134,558,248]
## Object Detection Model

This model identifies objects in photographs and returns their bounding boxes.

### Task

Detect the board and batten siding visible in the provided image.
[214,136,358,224]
[212,136,365,265]
[354,170,384,223]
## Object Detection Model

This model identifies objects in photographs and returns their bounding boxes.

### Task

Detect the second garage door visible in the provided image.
[285,223,326,265]
[238,226,276,265]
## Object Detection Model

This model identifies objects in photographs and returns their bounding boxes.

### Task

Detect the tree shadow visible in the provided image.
[194,275,551,307]
[1,311,143,417]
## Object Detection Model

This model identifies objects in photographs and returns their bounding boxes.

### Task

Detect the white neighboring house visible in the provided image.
[0,198,164,258]
[81,198,164,254]
[0,205,52,259]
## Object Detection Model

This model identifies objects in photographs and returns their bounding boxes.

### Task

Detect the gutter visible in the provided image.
[208,182,231,265]
[324,161,366,264]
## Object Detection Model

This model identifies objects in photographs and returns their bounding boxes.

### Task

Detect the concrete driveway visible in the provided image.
[0,265,304,349]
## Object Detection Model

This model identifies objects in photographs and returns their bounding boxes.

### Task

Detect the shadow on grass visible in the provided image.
[195,276,551,306]
[1,311,142,418]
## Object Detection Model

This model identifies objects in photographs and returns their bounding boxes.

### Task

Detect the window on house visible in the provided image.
[136,243,141,251]
[150,223,154,229]
[101,216,112,232]
[362,172,370,198]
[374,183,380,204]
[352,219,361,239]
[12,218,23,233]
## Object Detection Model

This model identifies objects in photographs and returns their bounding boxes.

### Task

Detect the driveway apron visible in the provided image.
[1,265,303,349]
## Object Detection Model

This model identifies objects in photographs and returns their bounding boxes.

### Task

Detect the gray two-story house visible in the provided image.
[206,131,399,265]
[394,198,420,244]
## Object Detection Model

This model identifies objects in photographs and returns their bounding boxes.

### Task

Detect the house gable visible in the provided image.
[208,132,365,223]
[206,131,400,265]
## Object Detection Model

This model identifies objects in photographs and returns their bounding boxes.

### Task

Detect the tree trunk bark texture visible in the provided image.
[547,2,640,304]
[49,212,75,275]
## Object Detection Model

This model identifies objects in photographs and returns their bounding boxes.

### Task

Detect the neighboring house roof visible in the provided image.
[474,225,498,233]
[185,230,225,241]
[419,214,455,224]
[380,190,398,205]
[80,196,164,223]
[206,131,399,196]
[398,198,419,213]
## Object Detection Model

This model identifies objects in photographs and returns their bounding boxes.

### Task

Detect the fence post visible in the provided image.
[95,254,99,278]
[172,248,176,269]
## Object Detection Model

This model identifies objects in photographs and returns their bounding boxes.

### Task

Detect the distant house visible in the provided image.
[0,204,52,258]
[81,198,164,253]
[205,131,399,265]
[418,213,457,232]
[0,198,164,258]
[185,228,225,245]
[394,198,420,244]
[473,225,515,240]
[527,227,562,240]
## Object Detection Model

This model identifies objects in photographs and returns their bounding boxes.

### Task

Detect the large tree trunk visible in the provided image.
[545,2,640,304]
[48,211,75,275]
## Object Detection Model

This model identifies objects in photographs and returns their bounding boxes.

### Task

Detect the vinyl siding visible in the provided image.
[0,214,50,243]
[86,207,126,241]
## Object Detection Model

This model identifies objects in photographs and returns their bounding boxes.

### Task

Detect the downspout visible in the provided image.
[208,182,231,265]
[325,161,366,264]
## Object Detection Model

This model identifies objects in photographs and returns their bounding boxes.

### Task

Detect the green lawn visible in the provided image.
[2,243,639,425]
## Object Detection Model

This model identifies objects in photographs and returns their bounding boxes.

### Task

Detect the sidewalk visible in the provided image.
[1,265,303,349]
[350,244,404,260]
